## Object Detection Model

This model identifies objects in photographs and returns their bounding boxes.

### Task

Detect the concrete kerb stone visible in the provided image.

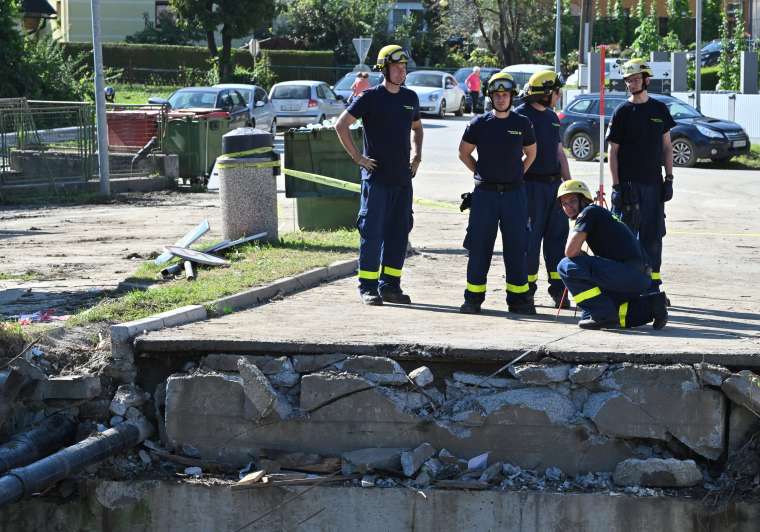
[110,258,358,381]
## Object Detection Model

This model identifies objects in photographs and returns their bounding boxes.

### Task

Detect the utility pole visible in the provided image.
[555,0,562,75]
[578,0,595,89]
[695,0,702,111]
[90,0,110,196]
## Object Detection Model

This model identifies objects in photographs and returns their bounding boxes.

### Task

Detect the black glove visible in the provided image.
[662,175,673,202]
[460,192,472,212]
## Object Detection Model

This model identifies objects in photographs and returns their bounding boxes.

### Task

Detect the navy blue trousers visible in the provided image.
[611,182,665,288]
[356,179,413,292]
[464,186,530,306]
[558,254,657,327]
[526,180,568,299]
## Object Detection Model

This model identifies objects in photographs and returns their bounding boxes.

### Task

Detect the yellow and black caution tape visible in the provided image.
[222,146,276,158]
[217,159,280,170]
[282,167,459,212]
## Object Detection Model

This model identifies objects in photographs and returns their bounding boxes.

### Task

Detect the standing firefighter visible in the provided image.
[556,180,668,330]
[335,44,424,306]
[458,72,537,315]
[607,58,675,290]
[515,70,572,308]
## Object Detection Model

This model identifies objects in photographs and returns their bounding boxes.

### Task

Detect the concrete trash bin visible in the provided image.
[217,127,280,242]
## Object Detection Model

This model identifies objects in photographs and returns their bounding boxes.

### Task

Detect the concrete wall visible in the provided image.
[0,480,757,532]
[53,0,155,42]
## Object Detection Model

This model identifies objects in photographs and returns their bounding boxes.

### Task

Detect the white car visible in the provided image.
[405,70,466,118]
[269,80,346,128]
[213,83,277,134]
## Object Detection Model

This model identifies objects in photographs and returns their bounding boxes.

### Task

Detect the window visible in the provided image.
[322,85,337,99]
[316,85,326,99]
[405,72,443,88]
[231,91,246,108]
[271,85,310,99]
[255,88,268,103]
[602,99,625,116]
[568,98,594,114]
[445,76,457,89]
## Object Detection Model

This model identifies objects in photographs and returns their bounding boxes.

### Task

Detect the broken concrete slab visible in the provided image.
[568,364,608,385]
[341,448,403,474]
[584,392,664,440]
[408,366,434,388]
[728,404,760,453]
[401,443,436,477]
[722,370,760,416]
[300,372,375,412]
[339,356,407,385]
[475,388,578,424]
[202,355,299,387]
[0,369,26,402]
[110,384,150,416]
[34,375,102,401]
[452,372,517,389]
[237,359,278,420]
[599,364,698,396]
[694,363,731,387]
[511,364,571,385]
[613,458,702,488]
[479,461,502,483]
[292,353,347,373]
[8,359,46,381]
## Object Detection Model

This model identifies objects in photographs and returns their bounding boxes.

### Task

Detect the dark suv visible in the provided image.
[558,93,751,167]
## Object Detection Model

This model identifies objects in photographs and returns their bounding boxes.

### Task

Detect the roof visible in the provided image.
[272,80,326,87]
[213,84,263,91]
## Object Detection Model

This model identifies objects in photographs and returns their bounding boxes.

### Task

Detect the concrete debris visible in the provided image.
[138,450,152,465]
[377,387,441,414]
[467,452,489,471]
[34,375,102,401]
[721,371,760,416]
[413,471,432,488]
[421,458,444,479]
[237,359,278,420]
[613,458,702,488]
[729,405,760,453]
[180,444,201,458]
[110,384,149,416]
[511,364,571,385]
[438,449,457,464]
[452,372,516,389]
[408,366,434,388]
[341,448,403,474]
[339,356,408,385]
[361,475,376,488]
[8,358,47,381]
[478,462,502,483]
[184,466,203,477]
[568,364,609,385]
[545,466,564,481]
[203,355,299,387]
[300,372,374,412]
[292,353,347,373]
[475,387,578,424]
[401,443,436,477]
[599,364,698,395]
[694,363,731,387]
[110,415,124,426]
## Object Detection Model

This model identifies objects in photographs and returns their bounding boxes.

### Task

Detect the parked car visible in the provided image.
[482,64,553,112]
[565,58,619,88]
[332,71,384,101]
[405,70,466,118]
[213,83,276,134]
[558,92,751,166]
[268,81,346,128]
[148,86,250,129]
[453,66,500,112]
[687,40,722,67]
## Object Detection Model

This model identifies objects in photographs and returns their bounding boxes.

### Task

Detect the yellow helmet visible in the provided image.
[621,58,653,79]
[486,72,517,95]
[375,44,409,70]
[525,70,563,96]
[557,179,593,202]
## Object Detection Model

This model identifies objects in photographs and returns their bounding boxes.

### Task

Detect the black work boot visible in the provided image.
[379,286,411,304]
[508,301,537,315]
[578,316,618,330]
[459,301,481,314]
[359,289,383,306]
[652,292,668,330]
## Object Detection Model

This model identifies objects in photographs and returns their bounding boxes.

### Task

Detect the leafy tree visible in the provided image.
[126,11,205,45]
[633,0,647,21]
[22,35,97,101]
[0,0,29,98]
[631,10,660,57]
[717,9,732,90]
[702,0,722,42]
[730,7,746,90]
[610,0,627,46]
[666,0,690,43]
[170,0,275,82]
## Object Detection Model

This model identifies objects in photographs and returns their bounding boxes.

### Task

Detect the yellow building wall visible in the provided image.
[52,0,155,42]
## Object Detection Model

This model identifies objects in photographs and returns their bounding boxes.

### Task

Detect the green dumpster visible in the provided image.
[163,110,230,180]
[284,125,363,230]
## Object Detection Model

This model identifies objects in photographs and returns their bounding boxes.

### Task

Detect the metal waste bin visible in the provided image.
[163,110,230,180]
[218,128,280,241]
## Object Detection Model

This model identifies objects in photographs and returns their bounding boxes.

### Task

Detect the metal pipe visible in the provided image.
[0,415,77,475]
[0,420,151,508]
[554,0,562,75]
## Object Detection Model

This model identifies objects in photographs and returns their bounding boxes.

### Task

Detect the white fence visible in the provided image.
[563,89,760,138]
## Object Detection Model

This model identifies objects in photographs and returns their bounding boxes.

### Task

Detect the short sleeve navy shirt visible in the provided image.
[346,85,421,185]
[461,112,536,184]
[515,103,561,176]
[606,98,676,184]
[573,204,645,264]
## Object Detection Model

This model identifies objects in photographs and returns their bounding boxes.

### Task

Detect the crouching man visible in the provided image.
[556,180,668,330]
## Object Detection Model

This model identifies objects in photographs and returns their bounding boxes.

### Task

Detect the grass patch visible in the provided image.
[0,322,28,358]
[70,229,359,325]
[706,144,760,170]
[0,270,45,282]
[114,83,180,105]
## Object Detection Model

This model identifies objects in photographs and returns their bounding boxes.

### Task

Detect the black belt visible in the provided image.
[475,181,524,192]
[524,173,561,183]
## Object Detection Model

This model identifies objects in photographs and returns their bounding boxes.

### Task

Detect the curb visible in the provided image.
[109,258,357,382]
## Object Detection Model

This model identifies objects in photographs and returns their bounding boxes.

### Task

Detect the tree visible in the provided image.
[631,10,660,57]
[717,9,732,90]
[0,0,29,98]
[702,0,722,42]
[126,11,205,45]
[730,7,746,90]
[170,0,275,82]
[666,0,690,44]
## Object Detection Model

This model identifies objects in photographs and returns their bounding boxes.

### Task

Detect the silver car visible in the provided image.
[269,81,346,128]
[405,70,466,118]
[214,83,277,134]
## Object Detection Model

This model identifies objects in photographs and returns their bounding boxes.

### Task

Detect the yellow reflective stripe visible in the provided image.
[549,271,561,280]
[467,283,487,293]
[383,266,402,277]
[527,273,538,283]
[506,283,530,294]
[358,269,380,280]
[651,271,661,280]
[222,147,275,158]
[573,286,602,303]
[618,302,629,328]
